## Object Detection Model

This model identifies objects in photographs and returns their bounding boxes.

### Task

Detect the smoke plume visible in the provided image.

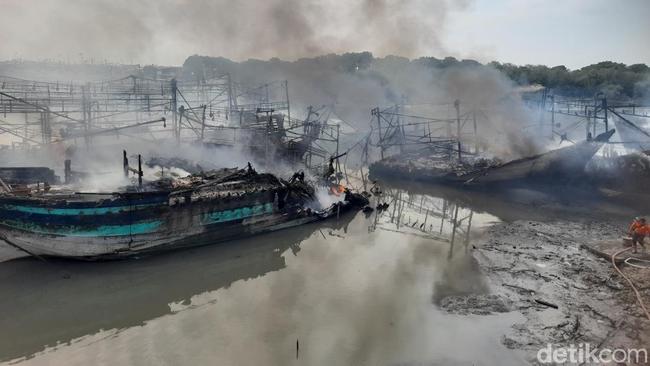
[183,54,543,159]
[0,0,470,65]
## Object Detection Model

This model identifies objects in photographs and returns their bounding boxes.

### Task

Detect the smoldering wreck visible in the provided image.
[0,158,368,259]
[363,98,650,198]
[0,74,371,260]
[1,69,650,264]
[369,129,616,189]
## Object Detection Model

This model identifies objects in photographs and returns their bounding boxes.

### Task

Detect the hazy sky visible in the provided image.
[0,0,647,69]
[445,0,650,69]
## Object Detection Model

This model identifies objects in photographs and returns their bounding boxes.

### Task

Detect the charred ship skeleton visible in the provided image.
[370,130,615,188]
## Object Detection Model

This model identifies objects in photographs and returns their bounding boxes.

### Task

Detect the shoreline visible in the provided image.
[442,218,650,364]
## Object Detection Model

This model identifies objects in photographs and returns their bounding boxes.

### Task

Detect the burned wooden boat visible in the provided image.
[462,129,615,186]
[0,167,368,259]
[370,129,615,188]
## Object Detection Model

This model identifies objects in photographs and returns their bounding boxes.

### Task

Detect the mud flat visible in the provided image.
[441,218,650,364]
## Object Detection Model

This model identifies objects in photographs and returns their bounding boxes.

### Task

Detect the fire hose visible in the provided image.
[624,257,650,269]
[611,247,650,321]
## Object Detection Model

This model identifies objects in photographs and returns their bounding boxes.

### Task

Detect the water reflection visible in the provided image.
[368,186,488,261]
[0,187,526,366]
[369,186,495,306]
[0,215,355,363]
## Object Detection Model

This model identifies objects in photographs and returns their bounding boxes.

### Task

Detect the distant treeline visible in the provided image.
[488,61,650,101]
[3,54,646,102]
[182,53,650,102]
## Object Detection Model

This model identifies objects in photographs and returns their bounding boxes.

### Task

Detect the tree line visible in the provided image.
[488,60,649,101]
[183,53,650,102]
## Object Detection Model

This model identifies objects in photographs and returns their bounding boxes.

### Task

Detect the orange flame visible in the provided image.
[330,184,345,196]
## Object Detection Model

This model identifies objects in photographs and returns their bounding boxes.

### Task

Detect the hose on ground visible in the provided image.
[624,257,650,269]
[611,247,650,321]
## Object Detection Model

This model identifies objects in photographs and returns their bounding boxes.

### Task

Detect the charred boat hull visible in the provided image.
[0,195,357,259]
[0,168,367,260]
[462,130,614,186]
[370,130,615,188]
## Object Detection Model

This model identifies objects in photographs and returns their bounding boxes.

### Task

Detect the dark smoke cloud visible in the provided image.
[0,0,470,64]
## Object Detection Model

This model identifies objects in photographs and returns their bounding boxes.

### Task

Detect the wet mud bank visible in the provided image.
[441,218,650,364]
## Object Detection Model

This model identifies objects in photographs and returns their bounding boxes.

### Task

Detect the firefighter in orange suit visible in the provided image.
[629,217,648,253]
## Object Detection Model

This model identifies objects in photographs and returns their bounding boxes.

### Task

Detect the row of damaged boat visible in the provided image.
[0,164,368,260]
[0,128,617,260]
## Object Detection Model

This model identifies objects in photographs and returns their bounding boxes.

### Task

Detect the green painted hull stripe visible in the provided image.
[0,203,274,238]
[0,203,162,216]
[201,203,273,225]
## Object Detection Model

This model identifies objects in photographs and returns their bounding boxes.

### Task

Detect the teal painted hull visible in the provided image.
[0,193,351,259]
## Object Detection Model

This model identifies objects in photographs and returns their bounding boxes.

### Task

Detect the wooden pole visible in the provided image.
[138,154,143,187]
[448,205,460,260]
[64,159,71,184]
[550,95,555,139]
[373,107,383,159]
[603,97,608,132]
[123,150,129,178]
[171,78,178,143]
[201,104,206,142]
[82,83,90,148]
[454,99,461,141]
[472,109,478,154]
[284,80,290,123]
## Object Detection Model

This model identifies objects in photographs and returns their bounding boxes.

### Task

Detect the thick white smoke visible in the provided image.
[0,0,471,65]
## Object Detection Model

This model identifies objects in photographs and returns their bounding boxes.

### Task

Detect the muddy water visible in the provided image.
[0,187,528,365]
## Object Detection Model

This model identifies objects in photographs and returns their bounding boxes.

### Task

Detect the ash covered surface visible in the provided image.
[156,166,316,206]
[370,150,501,181]
[146,157,206,175]
[439,294,511,315]
[121,165,315,206]
[441,218,650,363]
